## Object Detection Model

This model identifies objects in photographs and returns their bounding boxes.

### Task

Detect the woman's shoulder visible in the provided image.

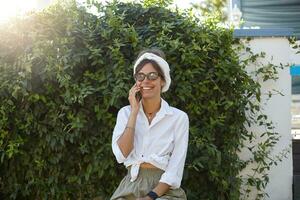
[118,105,131,114]
[162,99,188,119]
[168,106,189,121]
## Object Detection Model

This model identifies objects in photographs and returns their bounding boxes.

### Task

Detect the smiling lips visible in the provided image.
[141,86,154,91]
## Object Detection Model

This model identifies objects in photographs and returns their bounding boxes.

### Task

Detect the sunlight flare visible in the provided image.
[0,0,37,22]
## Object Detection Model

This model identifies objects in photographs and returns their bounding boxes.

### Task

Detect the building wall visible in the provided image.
[239,37,294,200]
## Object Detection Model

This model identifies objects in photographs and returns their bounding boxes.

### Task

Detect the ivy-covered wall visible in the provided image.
[0,1,282,199]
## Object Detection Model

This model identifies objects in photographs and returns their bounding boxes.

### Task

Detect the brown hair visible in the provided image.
[134,48,166,82]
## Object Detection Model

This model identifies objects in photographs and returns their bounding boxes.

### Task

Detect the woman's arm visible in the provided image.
[152,182,170,196]
[116,83,141,158]
[117,110,138,157]
[159,113,189,189]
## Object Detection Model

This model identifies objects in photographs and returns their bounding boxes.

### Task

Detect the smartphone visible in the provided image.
[135,91,142,101]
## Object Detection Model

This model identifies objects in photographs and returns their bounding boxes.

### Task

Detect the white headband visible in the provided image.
[133,52,171,92]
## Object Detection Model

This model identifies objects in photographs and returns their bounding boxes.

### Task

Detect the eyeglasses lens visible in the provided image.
[135,72,159,81]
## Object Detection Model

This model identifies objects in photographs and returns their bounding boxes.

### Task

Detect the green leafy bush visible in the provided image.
[0,1,284,199]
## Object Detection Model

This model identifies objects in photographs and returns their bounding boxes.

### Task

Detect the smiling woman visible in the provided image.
[0,0,37,22]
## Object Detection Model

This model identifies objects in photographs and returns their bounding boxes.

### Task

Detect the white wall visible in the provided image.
[239,37,294,200]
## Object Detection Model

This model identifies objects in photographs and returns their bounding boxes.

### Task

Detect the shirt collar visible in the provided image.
[159,98,173,116]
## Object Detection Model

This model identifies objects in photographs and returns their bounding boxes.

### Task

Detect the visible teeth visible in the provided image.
[143,87,151,90]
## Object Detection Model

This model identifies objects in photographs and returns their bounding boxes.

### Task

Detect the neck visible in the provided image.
[142,97,161,114]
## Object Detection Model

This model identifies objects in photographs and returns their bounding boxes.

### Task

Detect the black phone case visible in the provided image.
[136,92,142,101]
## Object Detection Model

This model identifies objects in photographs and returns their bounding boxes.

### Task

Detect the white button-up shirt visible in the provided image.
[112,99,189,189]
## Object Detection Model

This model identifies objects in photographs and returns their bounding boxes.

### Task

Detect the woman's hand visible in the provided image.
[128,83,141,113]
[136,196,152,200]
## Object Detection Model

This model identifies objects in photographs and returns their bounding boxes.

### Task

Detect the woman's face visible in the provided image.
[135,63,165,100]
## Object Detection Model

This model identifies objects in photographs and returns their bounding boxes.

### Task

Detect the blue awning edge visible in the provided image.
[233,28,295,38]
[290,65,300,76]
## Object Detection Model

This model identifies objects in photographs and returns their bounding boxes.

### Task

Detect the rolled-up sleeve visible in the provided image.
[112,107,128,163]
[159,113,189,189]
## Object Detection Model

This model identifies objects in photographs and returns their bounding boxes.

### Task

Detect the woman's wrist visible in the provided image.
[125,126,135,130]
[131,107,139,115]
[146,191,159,200]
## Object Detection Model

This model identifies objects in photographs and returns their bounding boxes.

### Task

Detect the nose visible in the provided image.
[140,77,151,83]
[143,77,151,82]
[136,79,149,87]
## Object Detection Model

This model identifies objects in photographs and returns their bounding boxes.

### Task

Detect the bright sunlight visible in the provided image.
[0,0,200,23]
[0,0,38,22]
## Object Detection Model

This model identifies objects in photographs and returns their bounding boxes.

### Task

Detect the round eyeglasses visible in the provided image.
[134,72,160,81]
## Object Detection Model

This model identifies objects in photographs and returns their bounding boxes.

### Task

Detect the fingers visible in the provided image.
[128,84,141,107]
[129,84,140,96]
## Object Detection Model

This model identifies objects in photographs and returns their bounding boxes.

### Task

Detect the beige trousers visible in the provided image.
[110,168,187,200]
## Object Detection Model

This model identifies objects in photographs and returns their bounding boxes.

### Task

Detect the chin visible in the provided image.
[142,94,160,100]
[141,95,153,99]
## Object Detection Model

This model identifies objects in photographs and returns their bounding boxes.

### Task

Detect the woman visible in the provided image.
[111,49,189,200]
